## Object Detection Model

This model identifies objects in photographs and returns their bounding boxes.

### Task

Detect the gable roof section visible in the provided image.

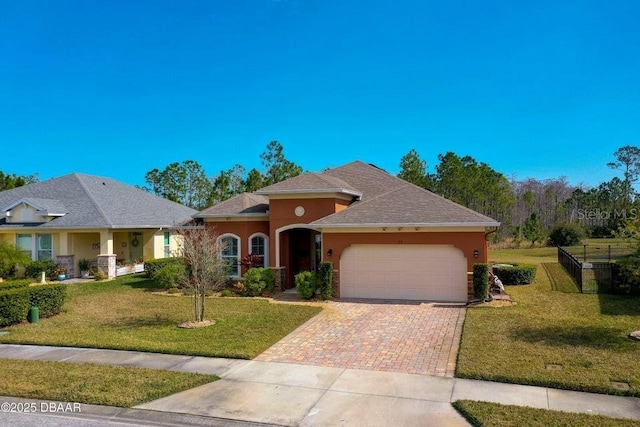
[195,193,269,218]
[311,182,500,227]
[256,172,362,198]
[1,198,67,216]
[0,173,197,229]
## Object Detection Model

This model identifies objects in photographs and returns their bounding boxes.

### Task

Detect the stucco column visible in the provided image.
[58,232,71,256]
[98,230,116,279]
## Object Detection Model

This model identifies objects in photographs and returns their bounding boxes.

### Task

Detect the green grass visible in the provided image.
[0,358,217,407]
[0,274,322,359]
[459,247,640,396]
[542,263,580,293]
[453,400,640,427]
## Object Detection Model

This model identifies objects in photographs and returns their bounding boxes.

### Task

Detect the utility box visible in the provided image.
[28,306,39,323]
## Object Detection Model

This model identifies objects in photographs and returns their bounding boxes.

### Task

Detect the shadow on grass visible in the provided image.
[512,325,628,349]
[598,294,640,316]
[108,314,177,328]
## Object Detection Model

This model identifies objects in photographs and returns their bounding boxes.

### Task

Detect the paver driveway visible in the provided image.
[256,301,466,377]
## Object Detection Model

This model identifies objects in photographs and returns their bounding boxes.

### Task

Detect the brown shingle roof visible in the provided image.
[195,161,500,227]
[256,172,362,198]
[311,182,499,227]
[195,193,269,217]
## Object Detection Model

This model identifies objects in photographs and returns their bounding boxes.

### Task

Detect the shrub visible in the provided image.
[473,263,489,300]
[25,260,57,279]
[220,289,233,297]
[244,268,276,296]
[144,257,185,278]
[493,263,537,285]
[0,279,32,291]
[153,263,187,289]
[295,271,317,300]
[0,287,30,326]
[91,269,105,281]
[548,223,585,247]
[167,288,180,294]
[317,262,334,300]
[183,288,195,296]
[28,284,66,318]
[204,290,214,297]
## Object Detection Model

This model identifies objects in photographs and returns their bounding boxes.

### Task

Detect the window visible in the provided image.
[163,231,171,257]
[220,234,240,277]
[249,234,268,268]
[17,233,52,260]
[16,234,32,259]
[37,234,52,260]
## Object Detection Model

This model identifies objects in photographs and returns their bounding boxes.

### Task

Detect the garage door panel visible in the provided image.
[340,244,467,302]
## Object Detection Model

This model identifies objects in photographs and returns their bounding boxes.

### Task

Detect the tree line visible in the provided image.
[3,142,639,242]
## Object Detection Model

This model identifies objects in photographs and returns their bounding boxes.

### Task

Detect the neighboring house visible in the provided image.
[0,173,197,279]
[195,161,500,302]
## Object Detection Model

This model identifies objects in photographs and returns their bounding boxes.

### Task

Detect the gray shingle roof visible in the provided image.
[256,172,362,198]
[0,173,197,229]
[195,193,269,217]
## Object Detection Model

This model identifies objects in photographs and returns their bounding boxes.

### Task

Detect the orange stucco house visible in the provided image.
[195,161,500,302]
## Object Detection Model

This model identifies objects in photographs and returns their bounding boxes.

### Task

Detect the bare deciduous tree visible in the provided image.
[175,226,230,323]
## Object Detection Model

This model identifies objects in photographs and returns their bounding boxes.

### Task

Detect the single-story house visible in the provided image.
[0,173,197,279]
[195,161,500,302]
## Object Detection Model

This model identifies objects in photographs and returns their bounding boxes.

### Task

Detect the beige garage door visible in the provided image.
[340,244,468,302]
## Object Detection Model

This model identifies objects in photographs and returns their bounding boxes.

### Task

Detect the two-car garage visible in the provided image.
[339,244,469,302]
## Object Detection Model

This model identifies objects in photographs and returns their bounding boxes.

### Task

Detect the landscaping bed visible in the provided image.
[0,274,322,359]
[457,248,640,397]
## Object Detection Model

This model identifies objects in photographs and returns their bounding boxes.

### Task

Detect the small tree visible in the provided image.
[523,212,544,247]
[0,240,30,279]
[176,227,230,323]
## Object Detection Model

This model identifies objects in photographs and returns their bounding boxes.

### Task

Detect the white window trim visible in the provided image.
[218,233,241,278]
[17,233,53,261]
[248,232,269,268]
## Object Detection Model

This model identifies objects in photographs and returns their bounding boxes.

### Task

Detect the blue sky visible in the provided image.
[1,0,639,189]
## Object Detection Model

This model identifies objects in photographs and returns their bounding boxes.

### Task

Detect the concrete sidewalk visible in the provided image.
[1,344,639,426]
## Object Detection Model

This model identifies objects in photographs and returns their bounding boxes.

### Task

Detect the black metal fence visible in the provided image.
[561,244,633,262]
[558,247,583,291]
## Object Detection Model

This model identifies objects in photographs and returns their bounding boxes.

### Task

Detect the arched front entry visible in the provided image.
[275,224,321,289]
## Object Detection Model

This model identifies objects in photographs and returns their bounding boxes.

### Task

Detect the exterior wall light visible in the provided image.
[327,249,333,257]
[473,250,479,258]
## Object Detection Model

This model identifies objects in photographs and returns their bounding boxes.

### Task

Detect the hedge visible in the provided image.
[0,288,30,326]
[317,262,334,300]
[473,263,489,299]
[144,257,185,278]
[0,283,67,326]
[492,263,537,285]
[295,271,317,300]
[0,279,33,291]
[28,284,67,318]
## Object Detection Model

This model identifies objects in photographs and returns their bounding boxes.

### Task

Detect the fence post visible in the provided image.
[608,245,611,262]
[583,245,587,262]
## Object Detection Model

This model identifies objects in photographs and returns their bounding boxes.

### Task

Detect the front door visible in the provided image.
[129,232,143,262]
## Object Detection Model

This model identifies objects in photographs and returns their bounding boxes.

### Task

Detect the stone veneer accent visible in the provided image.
[332,269,340,299]
[97,254,117,279]
[270,267,286,292]
[56,255,75,278]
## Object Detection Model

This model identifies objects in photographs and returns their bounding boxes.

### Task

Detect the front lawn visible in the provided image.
[457,247,640,396]
[453,400,640,427]
[0,358,217,407]
[0,275,322,359]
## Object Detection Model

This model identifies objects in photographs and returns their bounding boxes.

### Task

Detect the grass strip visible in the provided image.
[0,358,217,407]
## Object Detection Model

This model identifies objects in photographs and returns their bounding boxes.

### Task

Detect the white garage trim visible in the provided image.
[340,244,468,302]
